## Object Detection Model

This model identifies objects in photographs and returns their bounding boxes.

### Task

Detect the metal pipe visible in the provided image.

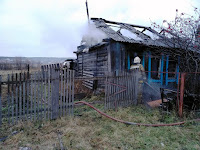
[179,73,186,117]
[85,0,90,23]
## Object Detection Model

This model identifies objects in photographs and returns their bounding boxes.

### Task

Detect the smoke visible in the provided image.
[142,81,161,103]
[81,22,108,47]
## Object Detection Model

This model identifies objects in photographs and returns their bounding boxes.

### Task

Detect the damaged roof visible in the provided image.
[91,18,172,48]
[76,18,200,54]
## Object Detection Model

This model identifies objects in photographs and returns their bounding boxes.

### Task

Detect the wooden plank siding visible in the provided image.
[76,40,130,90]
[77,44,109,90]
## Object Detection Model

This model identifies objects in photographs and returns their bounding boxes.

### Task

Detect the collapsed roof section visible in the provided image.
[91,18,171,48]
[76,18,199,54]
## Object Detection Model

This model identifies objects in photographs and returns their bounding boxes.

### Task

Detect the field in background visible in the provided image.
[0,96,199,150]
[0,69,41,103]
[0,69,39,75]
[0,56,68,77]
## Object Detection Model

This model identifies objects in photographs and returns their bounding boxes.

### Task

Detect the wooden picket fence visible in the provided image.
[105,71,139,110]
[0,64,74,125]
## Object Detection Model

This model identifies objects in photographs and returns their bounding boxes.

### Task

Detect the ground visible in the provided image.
[0,101,200,150]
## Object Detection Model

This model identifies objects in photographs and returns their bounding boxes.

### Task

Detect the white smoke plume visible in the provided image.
[81,22,108,47]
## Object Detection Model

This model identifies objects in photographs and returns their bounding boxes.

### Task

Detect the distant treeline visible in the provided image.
[0,62,30,70]
[0,61,42,70]
[0,56,67,70]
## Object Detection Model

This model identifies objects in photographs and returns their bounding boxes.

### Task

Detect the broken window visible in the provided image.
[151,57,161,79]
[167,57,177,78]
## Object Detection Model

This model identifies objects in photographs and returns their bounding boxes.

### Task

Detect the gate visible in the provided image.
[0,64,74,125]
[105,72,139,110]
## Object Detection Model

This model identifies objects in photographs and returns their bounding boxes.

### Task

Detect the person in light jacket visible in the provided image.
[130,56,146,104]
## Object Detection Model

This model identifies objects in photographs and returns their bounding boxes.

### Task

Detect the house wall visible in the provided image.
[77,41,180,90]
[124,45,180,86]
[77,45,108,76]
[77,41,128,78]
[77,44,109,89]
[110,41,126,75]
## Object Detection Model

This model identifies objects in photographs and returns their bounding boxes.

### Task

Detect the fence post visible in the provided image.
[51,66,59,119]
[176,72,180,111]
[179,73,186,117]
[27,64,30,79]
[0,75,2,125]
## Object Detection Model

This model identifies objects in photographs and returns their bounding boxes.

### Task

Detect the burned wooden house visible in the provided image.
[75,18,193,89]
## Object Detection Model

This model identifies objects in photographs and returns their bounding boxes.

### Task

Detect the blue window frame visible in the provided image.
[144,52,179,86]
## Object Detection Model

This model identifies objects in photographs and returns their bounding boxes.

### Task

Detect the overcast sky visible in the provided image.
[0,0,199,58]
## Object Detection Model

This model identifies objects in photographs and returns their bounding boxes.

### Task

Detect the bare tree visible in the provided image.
[151,8,200,72]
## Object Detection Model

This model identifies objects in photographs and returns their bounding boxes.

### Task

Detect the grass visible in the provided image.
[0,101,200,150]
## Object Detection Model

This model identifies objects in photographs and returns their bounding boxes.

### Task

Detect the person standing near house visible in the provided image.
[130,56,146,104]
[130,56,145,71]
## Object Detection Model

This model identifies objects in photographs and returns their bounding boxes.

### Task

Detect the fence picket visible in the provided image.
[66,69,69,116]
[7,74,10,123]
[23,72,26,120]
[19,75,22,120]
[129,72,132,104]
[37,72,40,120]
[50,67,53,119]
[104,76,107,109]
[51,68,54,119]
[48,66,51,120]
[119,72,123,107]
[56,66,59,118]
[60,69,63,117]
[44,68,47,120]
[0,76,2,126]
[108,75,111,109]
[123,72,126,107]
[118,73,122,107]
[63,69,66,116]
[133,72,138,105]
[125,72,128,106]
[34,72,37,121]
[69,70,71,115]
[30,74,33,121]
[11,74,14,124]
[131,72,135,104]
[15,73,18,123]
[72,70,74,116]
[26,73,30,120]
[40,71,43,120]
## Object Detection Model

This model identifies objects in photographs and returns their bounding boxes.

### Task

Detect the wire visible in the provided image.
[75,101,200,127]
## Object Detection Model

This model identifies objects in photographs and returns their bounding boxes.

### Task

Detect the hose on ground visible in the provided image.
[75,101,200,127]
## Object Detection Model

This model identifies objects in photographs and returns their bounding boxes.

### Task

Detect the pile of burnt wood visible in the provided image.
[160,88,200,112]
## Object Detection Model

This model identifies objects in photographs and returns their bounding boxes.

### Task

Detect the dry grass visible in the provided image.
[0,102,200,150]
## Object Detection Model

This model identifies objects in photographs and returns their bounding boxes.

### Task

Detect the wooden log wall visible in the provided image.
[77,45,108,89]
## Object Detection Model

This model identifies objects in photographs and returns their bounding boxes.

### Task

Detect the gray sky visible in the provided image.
[0,0,199,58]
